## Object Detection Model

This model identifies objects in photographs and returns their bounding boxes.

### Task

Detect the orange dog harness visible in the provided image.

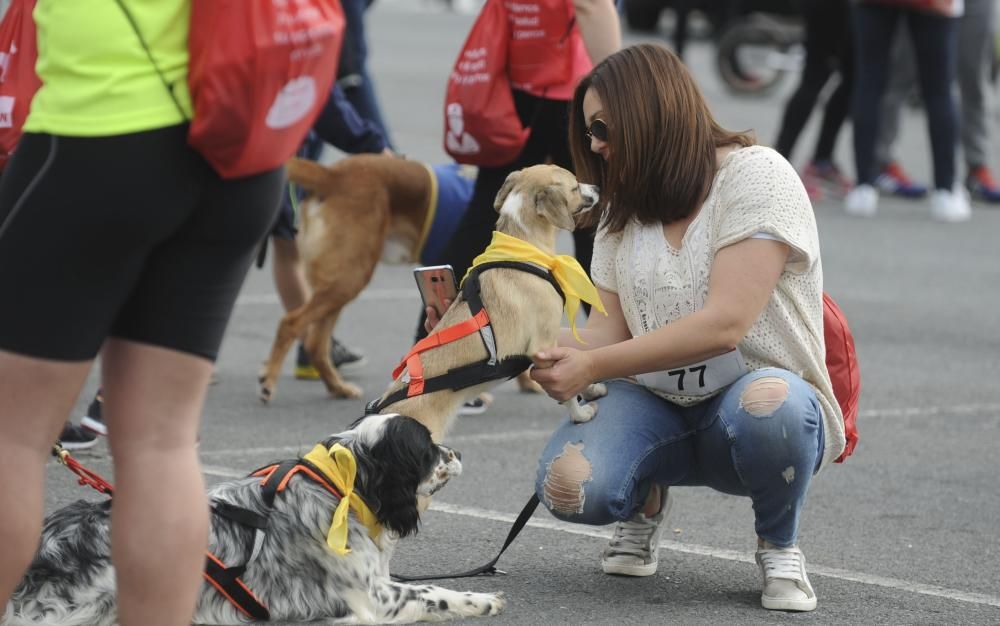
[367,261,564,414]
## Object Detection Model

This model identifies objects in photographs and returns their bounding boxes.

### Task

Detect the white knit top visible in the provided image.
[591,145,845,468]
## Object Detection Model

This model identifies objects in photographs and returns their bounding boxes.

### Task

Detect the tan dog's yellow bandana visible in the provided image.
[463,231,607,343]
[303,443,383,555]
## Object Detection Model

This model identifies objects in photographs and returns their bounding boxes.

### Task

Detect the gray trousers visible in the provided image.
[875,0,998,172]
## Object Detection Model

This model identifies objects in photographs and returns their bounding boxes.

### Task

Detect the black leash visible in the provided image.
[391,494,540,582]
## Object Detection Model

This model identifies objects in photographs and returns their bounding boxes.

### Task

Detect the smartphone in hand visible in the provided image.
[414,264,458,318]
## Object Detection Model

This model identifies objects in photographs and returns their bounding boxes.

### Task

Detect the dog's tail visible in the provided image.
[286,157,332,196]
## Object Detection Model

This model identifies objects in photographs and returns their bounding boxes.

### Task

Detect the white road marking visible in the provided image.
[198,400,1000,460]
[425,501,1000,609]
[859,403,1000,419]
[195,459,1000,609]
[192,397,1000,609]
[199,430,556,458]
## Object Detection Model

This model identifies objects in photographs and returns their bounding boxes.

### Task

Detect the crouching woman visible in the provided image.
[530,43,845,612]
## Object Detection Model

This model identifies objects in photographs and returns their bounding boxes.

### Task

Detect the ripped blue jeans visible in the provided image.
[534,368,824,547]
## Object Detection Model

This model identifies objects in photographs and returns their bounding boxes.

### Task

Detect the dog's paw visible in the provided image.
[515,370,544,394]
[568,400,597,423]
[582,382,607,402]
[259,381,275,404]
[462,591,506,617]
[330,381,363,399]
[485,591,506,615]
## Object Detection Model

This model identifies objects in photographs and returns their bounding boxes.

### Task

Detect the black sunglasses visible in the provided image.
[585,119,609,143]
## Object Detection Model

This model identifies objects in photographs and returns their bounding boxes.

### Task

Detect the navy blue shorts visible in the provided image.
[0,126,283,361]
[271,133,325,240]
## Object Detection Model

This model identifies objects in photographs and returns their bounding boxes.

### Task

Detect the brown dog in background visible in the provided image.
[257,155,540,403]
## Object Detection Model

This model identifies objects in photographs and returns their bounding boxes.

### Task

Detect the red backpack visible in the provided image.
[0,0,345,180]
[443,0,526,167]
[823,293,860,462]
[443,0,578,166]
[0,0,41,171]
[186,0,346,178]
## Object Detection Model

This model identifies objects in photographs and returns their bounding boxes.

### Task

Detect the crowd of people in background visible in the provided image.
[1,0,996,623]
[772,0,999,222]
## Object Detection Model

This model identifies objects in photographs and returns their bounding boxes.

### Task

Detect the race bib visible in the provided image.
[636,350,749,397]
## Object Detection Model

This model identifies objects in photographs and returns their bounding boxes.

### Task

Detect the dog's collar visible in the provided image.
[303,443,383,555]
[464,231,607,343]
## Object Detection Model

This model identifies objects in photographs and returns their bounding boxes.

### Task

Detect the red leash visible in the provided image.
[52,443,115,497]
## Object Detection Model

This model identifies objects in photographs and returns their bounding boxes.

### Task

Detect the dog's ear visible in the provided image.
[534,185,575,231]
[359,416,439,538]
[493,171,521,213]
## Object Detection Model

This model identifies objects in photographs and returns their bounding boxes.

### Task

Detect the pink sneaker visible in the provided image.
[804,160,852,198]
[799,165,823,202]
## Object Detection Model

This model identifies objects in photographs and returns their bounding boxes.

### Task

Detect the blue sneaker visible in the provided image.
[966,166,1000,204]
[875,162,928,198]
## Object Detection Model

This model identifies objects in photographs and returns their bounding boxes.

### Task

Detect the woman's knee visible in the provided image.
[539,441,591,517]
[738,373,793,418]
[731,370,823,455]
[536,441,623,525]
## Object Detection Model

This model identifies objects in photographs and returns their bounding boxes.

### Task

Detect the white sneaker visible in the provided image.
[844,184,878,217]
[756,543,817,612]
[601,488,672,577]
[929,188,972,223]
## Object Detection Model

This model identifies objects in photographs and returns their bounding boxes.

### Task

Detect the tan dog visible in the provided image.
[258,155,540,403]
[370,164,604,441]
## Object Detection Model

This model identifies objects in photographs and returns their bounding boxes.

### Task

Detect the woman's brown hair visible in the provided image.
[569,43,755,233]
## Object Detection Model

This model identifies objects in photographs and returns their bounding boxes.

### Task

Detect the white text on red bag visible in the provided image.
[505,0,576,92]
[188,0,346,179]
[0,0,40,170]
[443,0,528,167]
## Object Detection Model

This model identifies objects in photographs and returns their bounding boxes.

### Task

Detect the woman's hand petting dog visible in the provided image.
[530,347,594,401]
[531,348,607,423]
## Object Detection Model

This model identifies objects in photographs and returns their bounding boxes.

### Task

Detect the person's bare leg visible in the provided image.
[642,483,662,516]
[0,350,91,605]
[101,339,211,626]
[271,237,310,312]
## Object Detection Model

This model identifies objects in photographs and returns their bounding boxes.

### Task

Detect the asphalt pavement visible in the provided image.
[46,3,1000,624]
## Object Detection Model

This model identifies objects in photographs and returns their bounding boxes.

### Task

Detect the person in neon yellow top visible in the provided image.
[25,0,192,136]
[0,2,283,625]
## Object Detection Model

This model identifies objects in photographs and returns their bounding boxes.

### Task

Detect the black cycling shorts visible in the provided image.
[0,125,283,362]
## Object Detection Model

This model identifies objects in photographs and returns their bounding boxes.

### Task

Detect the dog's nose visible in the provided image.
[579,184,600,210]
[439,445,461,462]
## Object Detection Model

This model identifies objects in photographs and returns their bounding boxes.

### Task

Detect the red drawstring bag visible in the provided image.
[443,0,528,167]
[0,0,40,170]
[187,0,346,178]
[823,293,861,462]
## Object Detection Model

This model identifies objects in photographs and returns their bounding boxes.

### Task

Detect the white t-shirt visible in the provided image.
[591,145,846,468]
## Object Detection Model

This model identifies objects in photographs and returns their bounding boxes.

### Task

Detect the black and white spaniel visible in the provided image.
[3,413,505,625]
